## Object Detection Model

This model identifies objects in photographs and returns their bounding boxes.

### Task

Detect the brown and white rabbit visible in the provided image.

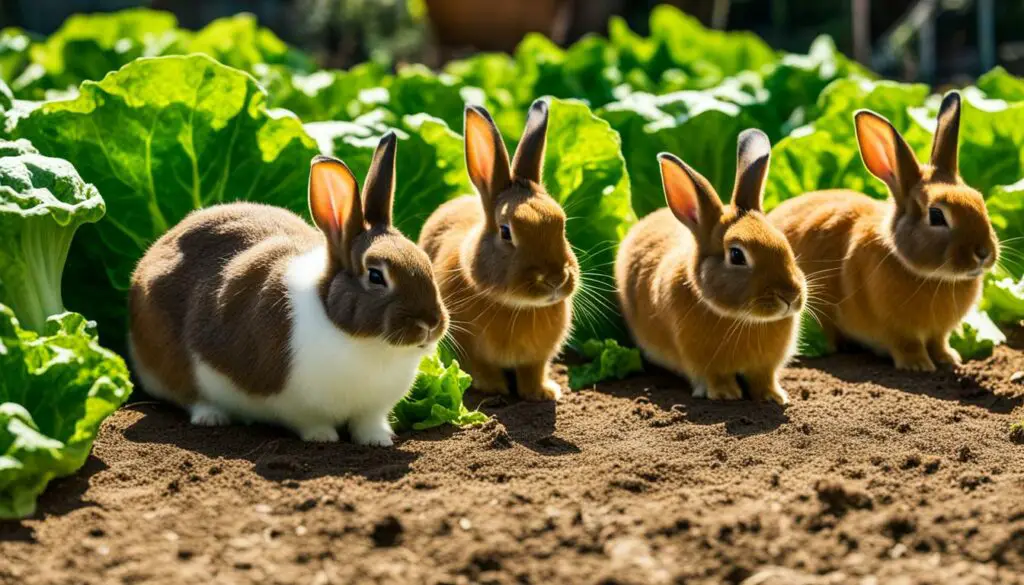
[128,133,448,445]
[768,92,998,371]
[418,99,578,401]
[616,129,805,404]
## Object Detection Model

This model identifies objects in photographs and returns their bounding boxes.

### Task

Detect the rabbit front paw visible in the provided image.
[928,339,962,368]
[892,342,936,372]
[190,403,231,427]
[299,425,340,443]
[706,374,743,401]
[350,416,394,447]
[519,378,563,402]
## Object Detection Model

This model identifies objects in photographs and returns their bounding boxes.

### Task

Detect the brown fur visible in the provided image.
[767,92,997,371]
[616,130,804,404]
[418,100,577,401]
[130,135,447,404]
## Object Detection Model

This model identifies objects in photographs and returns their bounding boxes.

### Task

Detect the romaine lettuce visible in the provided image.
[0,139,104,332]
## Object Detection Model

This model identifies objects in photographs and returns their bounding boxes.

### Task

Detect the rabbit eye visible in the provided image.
[728,246,747,266]
[367,268,387,287]
[928,206,948,227]
[500,224,513,241]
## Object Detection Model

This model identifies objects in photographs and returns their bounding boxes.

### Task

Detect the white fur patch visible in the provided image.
[189,246,432,443]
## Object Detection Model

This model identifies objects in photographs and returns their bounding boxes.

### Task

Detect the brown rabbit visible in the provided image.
[616,129,805,404]
[128,133,448,445]
[768,91,998,371]
[418,99,578,401]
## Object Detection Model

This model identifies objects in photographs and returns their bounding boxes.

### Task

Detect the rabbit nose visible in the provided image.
[415,319,438,341]
[975,246,991,263]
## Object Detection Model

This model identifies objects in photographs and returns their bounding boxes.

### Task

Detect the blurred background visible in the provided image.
[1,0,1021,84]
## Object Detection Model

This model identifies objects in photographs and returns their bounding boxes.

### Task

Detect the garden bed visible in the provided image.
[4,343,1024,585]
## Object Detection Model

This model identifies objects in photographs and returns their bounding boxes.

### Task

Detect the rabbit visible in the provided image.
[418,99,578,402]
[615,129,805,405]
[767,91,998,372]
[128,133,448,445]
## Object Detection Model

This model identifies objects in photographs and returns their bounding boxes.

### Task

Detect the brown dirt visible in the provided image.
[4,342,1024,585]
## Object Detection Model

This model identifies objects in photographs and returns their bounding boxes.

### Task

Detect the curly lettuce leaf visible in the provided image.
[10,55,319,343]
[949,307,1006,360]
[0,305,132,518]
[0,140,105,332]
[391,353,487,432]
[568,339,643,390]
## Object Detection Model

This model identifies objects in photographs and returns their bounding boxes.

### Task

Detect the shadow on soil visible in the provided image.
[121,403,420,483]
[796,348,1024,414]
[465,390,580,455]
[0,455,108,543]
[587,364,790,436]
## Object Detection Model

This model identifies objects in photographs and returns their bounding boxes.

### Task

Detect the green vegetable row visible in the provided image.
[2,5,1023,517]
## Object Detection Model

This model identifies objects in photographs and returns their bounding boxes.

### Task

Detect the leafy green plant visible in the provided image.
[10,55,320,341]
[568,339,643,390]
[0,139,104,332]
[391,353,488,432]
[0,305,133,518]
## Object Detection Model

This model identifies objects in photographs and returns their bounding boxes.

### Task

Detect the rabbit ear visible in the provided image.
[731,129,771,212]
[930,91,962,178]
[309,155,364,270]
[511,98,549,183]
[659,152,723,238]
[362,131,397,227]
[465,105,512,224]
[855,110,922,203]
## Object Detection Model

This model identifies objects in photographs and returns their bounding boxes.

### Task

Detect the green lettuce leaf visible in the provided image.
[14,8,183,100]
[260,62,389,123]
[0,28,34,86]
[599,87,760,218]
[187,13,314,74]
[797,311,832,358]
[0,139,105,332]
[391,353,487,432]
[982,275,1024,323]
[568,338,643,390]
[764,78,931,209]
[11,55,319,342]
[949,307,1005,360]
[977,67,1024,103]
[0,305,133,518]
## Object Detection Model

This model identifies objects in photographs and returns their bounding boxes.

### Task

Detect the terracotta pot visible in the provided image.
[425,0,570,52]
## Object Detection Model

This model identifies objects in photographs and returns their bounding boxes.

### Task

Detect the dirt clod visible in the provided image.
[370,515,404,547]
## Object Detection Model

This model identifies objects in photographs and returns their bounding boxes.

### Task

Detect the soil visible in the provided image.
[4,341,1024,585]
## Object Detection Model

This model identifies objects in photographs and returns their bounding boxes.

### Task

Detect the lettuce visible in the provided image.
[0,305,132,518]
[568,339,643,390]
[949,308,1006,360]
[11,55,319,341]
[0,139,104,332]
[390,353,487,432]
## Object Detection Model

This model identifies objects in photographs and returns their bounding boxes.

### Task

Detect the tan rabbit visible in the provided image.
[768,92,998,371]
[128,133,448,445]
[616,129,805,404]
[418,99,578,401]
